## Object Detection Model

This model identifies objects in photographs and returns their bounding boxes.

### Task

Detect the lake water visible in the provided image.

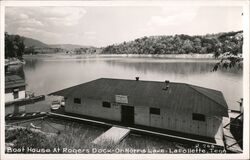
[20,54,243,111]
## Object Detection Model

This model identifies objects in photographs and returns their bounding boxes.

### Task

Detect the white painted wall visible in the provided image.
[65,97,224,139]
[134,106,150,126]
[135,106,223,139]
[5,90,25,103]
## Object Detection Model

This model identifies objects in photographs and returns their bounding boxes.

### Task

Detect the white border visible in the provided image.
[0,1,249,160]
[242,2,250,159]
[0,0,247,6]
[0,2,5,160]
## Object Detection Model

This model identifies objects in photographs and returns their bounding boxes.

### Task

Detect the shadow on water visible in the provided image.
[23,58,40,70]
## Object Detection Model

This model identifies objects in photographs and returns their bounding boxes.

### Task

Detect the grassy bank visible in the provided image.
[5,124,192,154]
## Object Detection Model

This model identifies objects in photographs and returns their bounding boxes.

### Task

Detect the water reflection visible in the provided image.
[105,60,214,75]
[104,58,242,75]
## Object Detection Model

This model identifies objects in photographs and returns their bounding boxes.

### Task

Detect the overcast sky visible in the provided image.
[5,5,243,47]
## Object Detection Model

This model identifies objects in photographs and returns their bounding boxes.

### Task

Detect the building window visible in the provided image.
[102,101,111,108]
[74,98,81,104]
[13,91,19,99]
[192,113,205,121]
[150,108,160,115]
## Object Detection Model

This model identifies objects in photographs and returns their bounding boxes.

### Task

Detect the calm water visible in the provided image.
[21,54,242,111]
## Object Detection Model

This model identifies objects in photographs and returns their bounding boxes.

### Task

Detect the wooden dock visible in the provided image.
[222,117,243,153]
[48,112,225,147]
[49,112,111,126]
[92,126,130,145]
[5,112,47,120]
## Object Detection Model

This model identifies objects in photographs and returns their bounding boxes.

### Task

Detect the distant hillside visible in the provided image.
[5,33,98,56]
[23,37,49,48]
[48,44,90,50]
[22,36,90,50]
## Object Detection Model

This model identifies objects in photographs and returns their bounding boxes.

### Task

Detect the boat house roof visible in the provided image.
[5,75,25,89]
[49,78,228,117]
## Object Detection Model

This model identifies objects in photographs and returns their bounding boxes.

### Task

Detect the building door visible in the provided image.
[121,105,134,125]
[13,90,19,99]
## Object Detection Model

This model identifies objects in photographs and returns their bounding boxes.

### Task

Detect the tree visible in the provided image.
[5,32,25,59]
[172,36,182,54]
[182,39,194,53]
[193,37,202,53]
[212,31,243,71]
[5,32,15,58]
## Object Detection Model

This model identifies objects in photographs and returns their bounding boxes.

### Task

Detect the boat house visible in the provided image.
[5,75,26,103]
[49,78,228,141]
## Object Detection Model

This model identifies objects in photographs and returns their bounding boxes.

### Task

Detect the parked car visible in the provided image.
[61,98,65,107]
[51,100,61,110]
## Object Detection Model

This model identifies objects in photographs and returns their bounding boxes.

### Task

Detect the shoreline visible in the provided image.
[23,53,216,59]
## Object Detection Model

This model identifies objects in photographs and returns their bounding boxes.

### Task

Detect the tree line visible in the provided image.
[101,31,243,56]
[74,47,102,54]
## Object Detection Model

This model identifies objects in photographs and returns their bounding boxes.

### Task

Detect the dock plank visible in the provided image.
[92,126,130,145]
[5,95,45,107]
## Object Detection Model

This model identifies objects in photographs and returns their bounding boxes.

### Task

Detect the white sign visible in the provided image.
[115,95,128,104]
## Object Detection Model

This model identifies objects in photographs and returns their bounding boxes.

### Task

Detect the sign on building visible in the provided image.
[115,95,128,104]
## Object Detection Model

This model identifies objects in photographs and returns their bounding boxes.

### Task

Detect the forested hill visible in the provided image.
[101,31,243,55]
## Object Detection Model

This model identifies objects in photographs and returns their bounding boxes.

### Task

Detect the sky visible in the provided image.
[5,5,243,47]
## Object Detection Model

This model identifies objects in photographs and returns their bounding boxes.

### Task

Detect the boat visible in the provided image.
[5,58,25,66]
[20,59,26,64]
[51,100,61,110]
[5,112,47,120]
[26,91,35,98]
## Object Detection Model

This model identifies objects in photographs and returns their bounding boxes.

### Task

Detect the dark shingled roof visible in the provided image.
[49,78,228,117]
[5,75,25,89]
